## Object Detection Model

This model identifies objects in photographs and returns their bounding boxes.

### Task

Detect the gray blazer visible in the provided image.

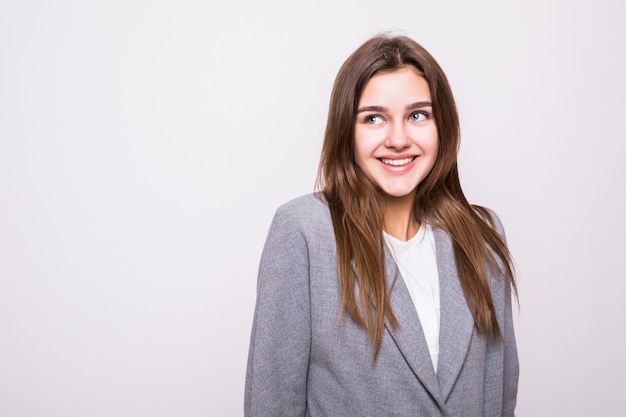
[245,193,518,417]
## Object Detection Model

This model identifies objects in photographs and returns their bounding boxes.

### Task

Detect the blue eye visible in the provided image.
[409,112,428,122]
[365,115,384,124]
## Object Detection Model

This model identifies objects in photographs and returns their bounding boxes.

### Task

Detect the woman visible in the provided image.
[245,34,518,417]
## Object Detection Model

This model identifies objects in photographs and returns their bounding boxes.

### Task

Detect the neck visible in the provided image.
[382,192,419,241]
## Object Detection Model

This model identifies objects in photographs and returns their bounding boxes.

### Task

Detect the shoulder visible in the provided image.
[276,192,328,214]
[472,205,507,242]
[263,193,334,250]
[272,192,332,231]
[260,193,335,266]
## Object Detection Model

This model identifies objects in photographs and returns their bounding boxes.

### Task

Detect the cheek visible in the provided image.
[429,136,439,158]
[420,132,439,173]
[353,130,373,167]
[424,129,439,157]
[353,144,368,169]
[352,133,361,164]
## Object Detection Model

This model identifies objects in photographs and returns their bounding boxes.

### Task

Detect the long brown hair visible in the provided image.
[316,34,517,357]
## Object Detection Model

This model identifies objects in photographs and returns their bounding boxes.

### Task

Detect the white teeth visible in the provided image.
[380,157,414,166]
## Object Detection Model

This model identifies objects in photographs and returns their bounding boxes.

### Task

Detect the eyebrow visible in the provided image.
[356,101,432,114]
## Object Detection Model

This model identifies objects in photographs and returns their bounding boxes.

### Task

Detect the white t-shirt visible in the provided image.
[384,224,440,371]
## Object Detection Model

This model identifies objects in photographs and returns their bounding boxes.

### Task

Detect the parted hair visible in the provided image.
[316,34,517,358]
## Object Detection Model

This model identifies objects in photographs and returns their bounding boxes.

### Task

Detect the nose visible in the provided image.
[384,121,411,150]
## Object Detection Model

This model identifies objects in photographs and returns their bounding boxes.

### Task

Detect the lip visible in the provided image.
[377,155,418,173]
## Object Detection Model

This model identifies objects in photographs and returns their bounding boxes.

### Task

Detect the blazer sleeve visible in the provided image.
[502,270,519,416]
[490,211,520,416]
[244,205,311,417]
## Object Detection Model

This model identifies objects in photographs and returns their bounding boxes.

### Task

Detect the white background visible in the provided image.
[1,0,625,416]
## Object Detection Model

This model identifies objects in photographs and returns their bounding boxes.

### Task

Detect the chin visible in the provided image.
[380,188,418,199]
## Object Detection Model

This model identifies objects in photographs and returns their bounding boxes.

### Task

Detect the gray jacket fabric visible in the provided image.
[245,193,518,417]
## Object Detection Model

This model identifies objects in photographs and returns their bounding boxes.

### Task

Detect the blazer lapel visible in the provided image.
[433,228,475,401]
[383,246,444,407]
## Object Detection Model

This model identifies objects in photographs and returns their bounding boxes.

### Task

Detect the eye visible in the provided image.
[409,111,429,122]
[364,114,384,125]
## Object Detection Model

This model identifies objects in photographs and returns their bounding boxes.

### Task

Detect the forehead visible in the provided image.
[359,67,431,105]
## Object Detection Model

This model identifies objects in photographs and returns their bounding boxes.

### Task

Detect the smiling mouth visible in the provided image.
[379,157,416,166]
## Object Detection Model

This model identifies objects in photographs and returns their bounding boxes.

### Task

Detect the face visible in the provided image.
[354,67,438,200]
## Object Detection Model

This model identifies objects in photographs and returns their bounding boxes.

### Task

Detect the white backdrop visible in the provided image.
[1,1,625,416]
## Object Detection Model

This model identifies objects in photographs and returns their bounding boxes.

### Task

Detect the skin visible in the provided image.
[354,66,439,241]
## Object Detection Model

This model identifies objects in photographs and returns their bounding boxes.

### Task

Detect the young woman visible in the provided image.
[245,34,519,417]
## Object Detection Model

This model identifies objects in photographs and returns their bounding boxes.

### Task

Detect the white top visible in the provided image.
[384,224,441,371]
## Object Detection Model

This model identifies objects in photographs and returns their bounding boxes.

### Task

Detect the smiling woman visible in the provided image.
[245,34,519,417]
[354,67,438,209]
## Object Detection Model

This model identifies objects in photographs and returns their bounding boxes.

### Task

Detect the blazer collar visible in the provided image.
[383,245,444,407]
[383,227,474,404]
[433,227,475,401]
